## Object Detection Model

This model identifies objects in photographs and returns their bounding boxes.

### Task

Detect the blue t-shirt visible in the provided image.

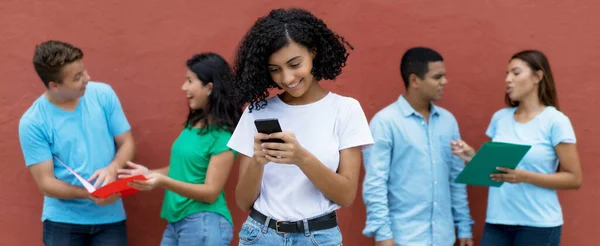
[485,106,576,227]
[18,82,131,225]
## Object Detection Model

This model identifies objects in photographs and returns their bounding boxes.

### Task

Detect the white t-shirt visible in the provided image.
[227,92,374,221]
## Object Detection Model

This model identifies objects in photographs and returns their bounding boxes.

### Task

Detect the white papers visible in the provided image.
[53,156,97,193]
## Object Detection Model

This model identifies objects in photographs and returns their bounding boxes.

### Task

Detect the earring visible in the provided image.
[207,91,212,96]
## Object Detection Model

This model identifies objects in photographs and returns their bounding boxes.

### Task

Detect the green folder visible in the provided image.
[454,142,531,187]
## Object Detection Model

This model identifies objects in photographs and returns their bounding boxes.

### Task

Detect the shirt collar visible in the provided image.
[396,95,439,118]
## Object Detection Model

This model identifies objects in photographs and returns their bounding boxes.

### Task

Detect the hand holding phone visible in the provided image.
[254,118,284,143]
[253,119,311,166]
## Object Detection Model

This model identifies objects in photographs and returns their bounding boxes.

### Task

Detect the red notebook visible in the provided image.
[53,156,146,199]
[91,175,146,198]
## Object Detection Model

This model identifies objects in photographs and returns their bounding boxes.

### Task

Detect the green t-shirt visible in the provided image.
[160,126,237,224]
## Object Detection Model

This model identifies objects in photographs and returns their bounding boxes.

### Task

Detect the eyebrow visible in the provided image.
[268,56,301,66]
[506,68,521,74]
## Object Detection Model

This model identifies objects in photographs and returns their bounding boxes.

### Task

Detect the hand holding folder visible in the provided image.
[454,142,531,187]
[53,156,146,198]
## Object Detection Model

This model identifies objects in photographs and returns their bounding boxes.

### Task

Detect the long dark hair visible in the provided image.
[505,50,559,110]
[185,53,242,134]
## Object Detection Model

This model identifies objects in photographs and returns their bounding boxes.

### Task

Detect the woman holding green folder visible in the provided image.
[451,50,582,246]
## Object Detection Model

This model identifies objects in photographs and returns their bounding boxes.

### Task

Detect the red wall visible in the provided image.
[1,1,599,245]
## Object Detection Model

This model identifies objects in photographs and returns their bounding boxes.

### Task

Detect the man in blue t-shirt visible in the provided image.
[18,40,135,246]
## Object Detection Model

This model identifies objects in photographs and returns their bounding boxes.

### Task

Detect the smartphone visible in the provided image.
[254,118,284,143]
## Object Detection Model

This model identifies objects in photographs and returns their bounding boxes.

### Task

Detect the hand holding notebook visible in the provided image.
[490,166,531,184]
[117,161,164,192]
[453,142,532,187]
[53,156,146,199]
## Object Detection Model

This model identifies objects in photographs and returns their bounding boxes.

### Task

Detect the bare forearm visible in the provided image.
[152,166,170,176]
[40,178,89,199]
[160,178,220,203]
[525,171,582,190]
[235,160,264,211]
[298,154,355,207]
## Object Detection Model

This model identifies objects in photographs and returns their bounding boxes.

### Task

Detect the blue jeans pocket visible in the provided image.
[310,226,343,246]
[238,219,263,245]
[219,216,233,244]
[162,212,232,246]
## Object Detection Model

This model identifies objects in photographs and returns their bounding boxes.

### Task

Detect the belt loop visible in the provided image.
[263,216,271,233]
[303,218,310,236]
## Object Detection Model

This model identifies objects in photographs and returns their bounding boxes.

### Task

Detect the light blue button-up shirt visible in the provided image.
[362,95,473,246]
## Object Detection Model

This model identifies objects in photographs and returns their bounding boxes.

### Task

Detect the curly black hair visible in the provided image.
[233,8,354,112]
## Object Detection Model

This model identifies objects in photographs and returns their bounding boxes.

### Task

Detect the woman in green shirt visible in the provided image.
[118,52,241,246]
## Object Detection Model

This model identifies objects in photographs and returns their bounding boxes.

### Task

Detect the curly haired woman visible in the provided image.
[226,8,374,246]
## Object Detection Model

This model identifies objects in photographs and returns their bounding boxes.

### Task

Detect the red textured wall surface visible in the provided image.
[1,1,598,245]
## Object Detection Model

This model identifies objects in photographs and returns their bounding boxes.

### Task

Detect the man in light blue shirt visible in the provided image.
[362,47,474,246]
[18,40,135,246]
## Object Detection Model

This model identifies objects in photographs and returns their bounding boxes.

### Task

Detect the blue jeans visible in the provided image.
[238,216,343,246]
[160,212,233,246]
[42,220,127,246]
[480,223,562,246]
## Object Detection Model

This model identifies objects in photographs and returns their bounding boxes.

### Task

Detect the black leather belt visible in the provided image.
[249,209,338,233]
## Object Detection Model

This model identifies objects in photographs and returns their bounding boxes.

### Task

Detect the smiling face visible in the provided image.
[48,59,90,100]
[267,41,316,98]
[181,68,213,110]
[505,58,541,102]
